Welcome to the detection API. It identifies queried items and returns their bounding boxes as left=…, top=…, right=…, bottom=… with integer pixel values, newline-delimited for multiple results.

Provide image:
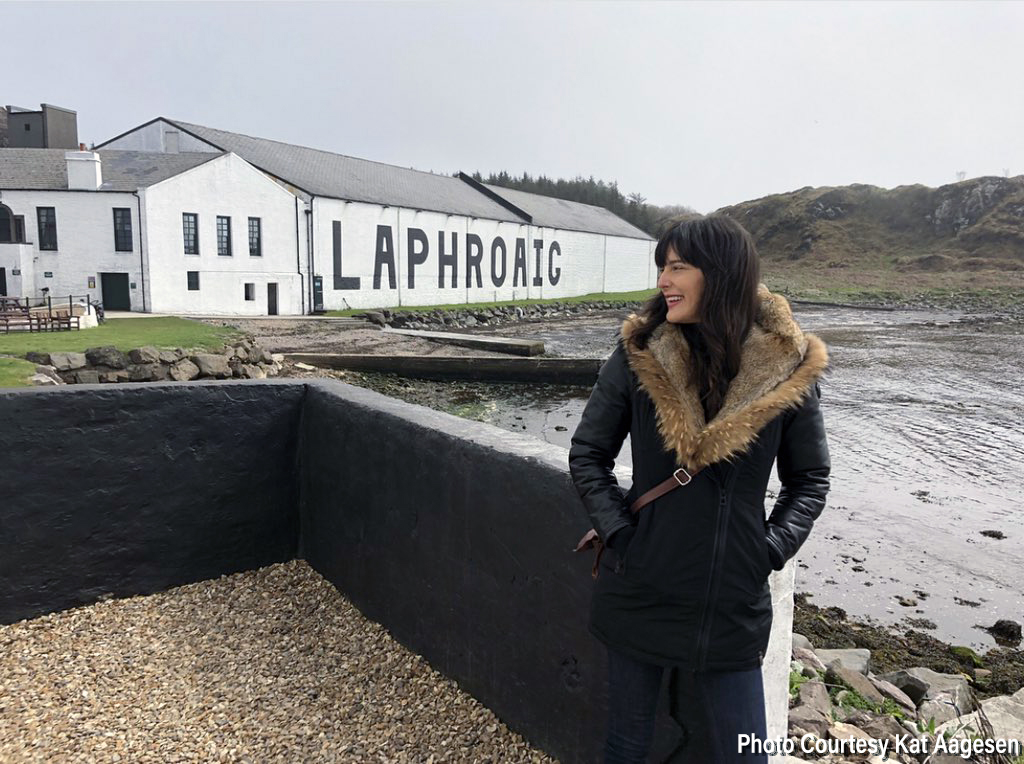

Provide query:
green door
left=100, top=273, right=131, bottom=311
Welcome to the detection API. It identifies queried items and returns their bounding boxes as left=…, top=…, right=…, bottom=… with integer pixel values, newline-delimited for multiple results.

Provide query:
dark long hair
left=630, top=215, right=761, bottom=420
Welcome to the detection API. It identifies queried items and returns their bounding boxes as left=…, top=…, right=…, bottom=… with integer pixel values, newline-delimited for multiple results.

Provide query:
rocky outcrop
left=27, top=338, right=282, bottom=386
left=360, top=300, right=639, bottom=331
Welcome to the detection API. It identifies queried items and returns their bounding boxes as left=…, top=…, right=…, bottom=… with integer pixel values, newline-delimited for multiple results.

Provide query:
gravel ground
left=0, top=561, right=557, bottom=764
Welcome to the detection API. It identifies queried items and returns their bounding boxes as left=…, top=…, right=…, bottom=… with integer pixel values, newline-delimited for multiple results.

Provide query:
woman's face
left=657, top=246, right=704, bottom=324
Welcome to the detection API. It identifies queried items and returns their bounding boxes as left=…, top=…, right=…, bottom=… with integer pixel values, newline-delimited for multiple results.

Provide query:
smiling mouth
left=665, top=295, right=682, bottom=305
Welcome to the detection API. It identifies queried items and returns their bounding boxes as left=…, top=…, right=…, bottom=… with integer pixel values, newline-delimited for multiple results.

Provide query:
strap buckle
left=673, top=467, right=692, bottom=486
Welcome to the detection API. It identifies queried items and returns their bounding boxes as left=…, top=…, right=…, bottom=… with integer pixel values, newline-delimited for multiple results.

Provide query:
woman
left=569, top=215, right=830, bottom=763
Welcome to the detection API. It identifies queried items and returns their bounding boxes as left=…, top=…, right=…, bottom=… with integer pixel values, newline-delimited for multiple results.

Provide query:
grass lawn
left=326, top=289, right=659, bottom=316
left=0, top=357, right=37, bottom=388
left=0, top=317, right=243, bottom=359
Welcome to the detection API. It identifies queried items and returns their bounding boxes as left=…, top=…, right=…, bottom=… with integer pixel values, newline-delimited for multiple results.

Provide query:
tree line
left=467, top=171, right=696, bottom=238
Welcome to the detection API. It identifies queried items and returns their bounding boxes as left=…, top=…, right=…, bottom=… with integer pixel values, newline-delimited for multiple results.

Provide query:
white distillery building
left=97, top=118, right=655, bottom=314
left=0, top=148, right=307, bottom=315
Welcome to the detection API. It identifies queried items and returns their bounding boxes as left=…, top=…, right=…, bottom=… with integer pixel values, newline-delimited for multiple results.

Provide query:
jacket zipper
left=695, top=468, right=738, bottom=670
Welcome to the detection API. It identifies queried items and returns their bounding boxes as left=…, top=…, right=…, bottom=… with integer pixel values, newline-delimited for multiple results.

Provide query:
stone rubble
left=0, top=560, right=556, bottom=764
left=25, top=338, right=283, bottom=386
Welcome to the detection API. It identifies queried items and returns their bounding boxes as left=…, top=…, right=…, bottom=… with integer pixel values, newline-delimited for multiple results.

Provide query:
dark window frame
left=187, top=271, right=200, bottom=291
left=37, top=207, right=58, bottom=251
left=244, top=282, right=256, bottom=301
left=248, top=217, right=262, bottom=257
left=113, top=208, right=133, bottom=252
left=217, top=215, right=232, bottom=257
left=183, top=213, right=199, bottom=255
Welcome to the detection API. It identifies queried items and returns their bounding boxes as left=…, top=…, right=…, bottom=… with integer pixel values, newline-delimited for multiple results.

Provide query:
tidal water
left=463, top=307, right=1024, bottom=649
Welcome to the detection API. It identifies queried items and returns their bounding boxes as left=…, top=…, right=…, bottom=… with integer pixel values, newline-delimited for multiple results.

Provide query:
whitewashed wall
left=0, top=190, right=143, bottom=307
left=0, top=243, right=34, bottom=298
left=313, top=198, right=655, bottom=310
left=141, top=153, right=306, bottom=315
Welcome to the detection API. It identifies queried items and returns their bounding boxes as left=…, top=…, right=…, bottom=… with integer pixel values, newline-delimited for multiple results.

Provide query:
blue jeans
left=604, top=647, right=768, bottom=764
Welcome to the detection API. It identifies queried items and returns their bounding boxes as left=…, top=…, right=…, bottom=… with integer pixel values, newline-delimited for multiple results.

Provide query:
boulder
left=24, top=351, right=51, bottom=365
left=827, top=720, right=874, bottom=744
left=30, top=373, right=61, bottom=386
left=128, top=363, right=167, bottom=382
left=128, top=346, right=161, bottom=365
left=190, top=353, right=231, bottom=379
left=48, top=351, right=88, bottom=371
left=99, top=370, right=130, bottom=383
left=74, top=369, right=100, bottom=385
left=826, top=663, right=885, bottom=707
left=935, top=685, right=1024, bottom=744
left=86, top=346, right=128, bottom=369
left=239, top=364, right=266, bottom=380
left=365, top=311, right=386, bottom=327
left=168, top=359, right=201, bottom=382
left=868, top=676, right=916, bottom=715
left=815, top=648, right=871, bottom=675
left=797, top=680, right=832, bottom=717
left=878, top=668, right=974, bottom=710
left=230, top=345, right=250, bottom=362
left=918, top=696, right=960, bottom=727
left=788, top=706, right=830, bottom=739
left=35, top=364, right=62, bottom=383
left=158, top=349, right=183, bottom=364
left=859, top=713, right=906, bottom=743
left=794, top=647, right=826, bottom=673
left=792, top=633, right=813, bottom=651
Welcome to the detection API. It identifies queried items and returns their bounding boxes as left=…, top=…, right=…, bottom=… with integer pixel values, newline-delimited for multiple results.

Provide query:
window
left=113, top=208, right=133, bottom=252
left=183, top=213, right=199, bottom=255
left=217, top=216, right=232, bottom=256
left=244, top=283, right=256, bottom=301
left=248, top=217, right=262, bottom=257
left=37, top=207, right=58, bottom=251
left=187, top=271, right=200, bottom=291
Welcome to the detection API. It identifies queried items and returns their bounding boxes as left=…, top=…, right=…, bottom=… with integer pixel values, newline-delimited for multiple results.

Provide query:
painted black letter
left=465, top=233, right=483, bottom=288
left=513, top=237, right=528, bottom=287
left=548, top=241, right=562, bottom=285
left=373, top=225, right=396, bottom=290
left=490, top=237, right=507, bottom=287
left=438, top=231, right=458, bottom=288
left=532, top=239, right=544, bottom=287
left=407, top=228, right=429, bottom=289
left=333, top=221, right=361, bottom=289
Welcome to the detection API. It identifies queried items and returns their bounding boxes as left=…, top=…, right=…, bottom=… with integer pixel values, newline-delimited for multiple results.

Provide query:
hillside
left=716, top=176, right=1024, bottom=295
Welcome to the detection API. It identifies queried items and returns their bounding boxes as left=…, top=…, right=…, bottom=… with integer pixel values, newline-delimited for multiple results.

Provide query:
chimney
left=66, top=151, right=103, bottom=190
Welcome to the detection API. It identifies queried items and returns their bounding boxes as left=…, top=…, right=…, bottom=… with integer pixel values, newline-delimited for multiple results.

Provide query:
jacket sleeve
left=569, top=344, right=634, bottom=543
left=765, top=382, right=830, bottom=570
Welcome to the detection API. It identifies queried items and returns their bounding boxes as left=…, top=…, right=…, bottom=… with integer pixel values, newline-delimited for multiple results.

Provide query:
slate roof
left=163, top=120, right=527, bottom=223
left=0, top=149, right=220, bottom=191
left=482, top=183, right=652, bottom=239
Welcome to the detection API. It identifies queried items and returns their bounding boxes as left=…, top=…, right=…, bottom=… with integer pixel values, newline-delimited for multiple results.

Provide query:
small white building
left=0, top=149, right=306, bottom=315
left=99, top=118, right=655, bottom=313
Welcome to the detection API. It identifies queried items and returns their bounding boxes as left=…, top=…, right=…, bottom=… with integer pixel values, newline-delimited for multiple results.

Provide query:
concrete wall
left=141, top=153, right=307, bottom=315
left=0, top=382, right=305, bottom=625
left=0, top=190, right=142, bottom=305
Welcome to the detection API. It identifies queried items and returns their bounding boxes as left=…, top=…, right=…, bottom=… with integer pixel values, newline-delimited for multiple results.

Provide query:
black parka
left=569, top=288, right=830, bottom=671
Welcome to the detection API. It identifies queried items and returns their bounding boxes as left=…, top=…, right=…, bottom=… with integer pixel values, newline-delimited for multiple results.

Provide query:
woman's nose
left=657, top=270, right=670, bottom=288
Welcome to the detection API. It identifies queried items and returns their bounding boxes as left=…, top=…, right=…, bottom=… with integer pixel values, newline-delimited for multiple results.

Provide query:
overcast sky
left=6, top=1, right=1023, bottom=212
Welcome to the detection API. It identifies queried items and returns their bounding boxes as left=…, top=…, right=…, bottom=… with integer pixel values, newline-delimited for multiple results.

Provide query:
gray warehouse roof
left=482, top=183, right=652, bottom=239
left=164, top=120, right=527, bottom=223
left=0, top=149, right=220, bottom=191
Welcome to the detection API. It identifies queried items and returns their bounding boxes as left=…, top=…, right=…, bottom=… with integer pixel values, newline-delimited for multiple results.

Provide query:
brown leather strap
left=574, top=465, right=704, bottom=580
left=628, top=466, right=702, bottom=513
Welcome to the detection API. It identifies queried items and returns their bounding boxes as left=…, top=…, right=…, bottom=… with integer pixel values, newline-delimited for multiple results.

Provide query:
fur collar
left=622, top=285, right=828, bottom=470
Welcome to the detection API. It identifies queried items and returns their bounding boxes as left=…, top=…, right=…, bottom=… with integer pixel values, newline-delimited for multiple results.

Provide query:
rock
left=158, top=349, right=183, bottom=364
left=190, top=353, right=231, bottom=379
left=128, top=346, right=160, bottom=365
left=365, top=311, right=387, bottom=327
left=73, top=369, right=100, bottom=385
left=918, top=696, right=960, bottom=727
left=294, top=362, right=317, bottom=371
left=788, top=706, right=830, bottom=739
left=24, top=351, right=51, bottom=365
left=868, top=676, right=916, bottom=715
left=128, top=363, right=166, bottom=382
left=35, top=364, right=62, bottom=382
left=987, top=619, right=1022, bottom=646
left=271, top=353, right=284, bottom=363
left=973, top=668, right=992, bottom=682
left=797, top=680, right=832, bottom=717
left=168, top=359, right=201, bottom=382
left=240, top=364, right=266, bottom=380
left=936, top=685, right=1024, bottom=744
left=792, top=633, right=813, bottom=651
left=48, top=351, right=88, bottom=371
left=878, top=668, right=974, bottom=711
left=260, top=349, right=273, bottom=363
left=99, top=370, right=129, bottom=383
left=231, top=345, right=250, bottom=362
left=826, top=663, right=885, bottom=707
left=794, top=647, right=826, bottom=673
left=827, top=720, right=873, bottom=744
left=463, top=316, right=477, bottom=327
left=86, top=346, right=129, bottom=369
left=30, top=373, right=61, bottom=386
left=859, top=713, right=906, bottom=743
left=815, top=648, right=871, bottom=675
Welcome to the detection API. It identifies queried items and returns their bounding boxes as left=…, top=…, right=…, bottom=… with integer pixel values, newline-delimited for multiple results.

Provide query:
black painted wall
left=0, top=382, right=304, bottom=624
left=0, top=378, right=682, bottom=763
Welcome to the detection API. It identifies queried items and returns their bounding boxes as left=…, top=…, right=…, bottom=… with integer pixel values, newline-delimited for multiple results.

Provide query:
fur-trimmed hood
left=622, top=285, right=828, bottom=471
